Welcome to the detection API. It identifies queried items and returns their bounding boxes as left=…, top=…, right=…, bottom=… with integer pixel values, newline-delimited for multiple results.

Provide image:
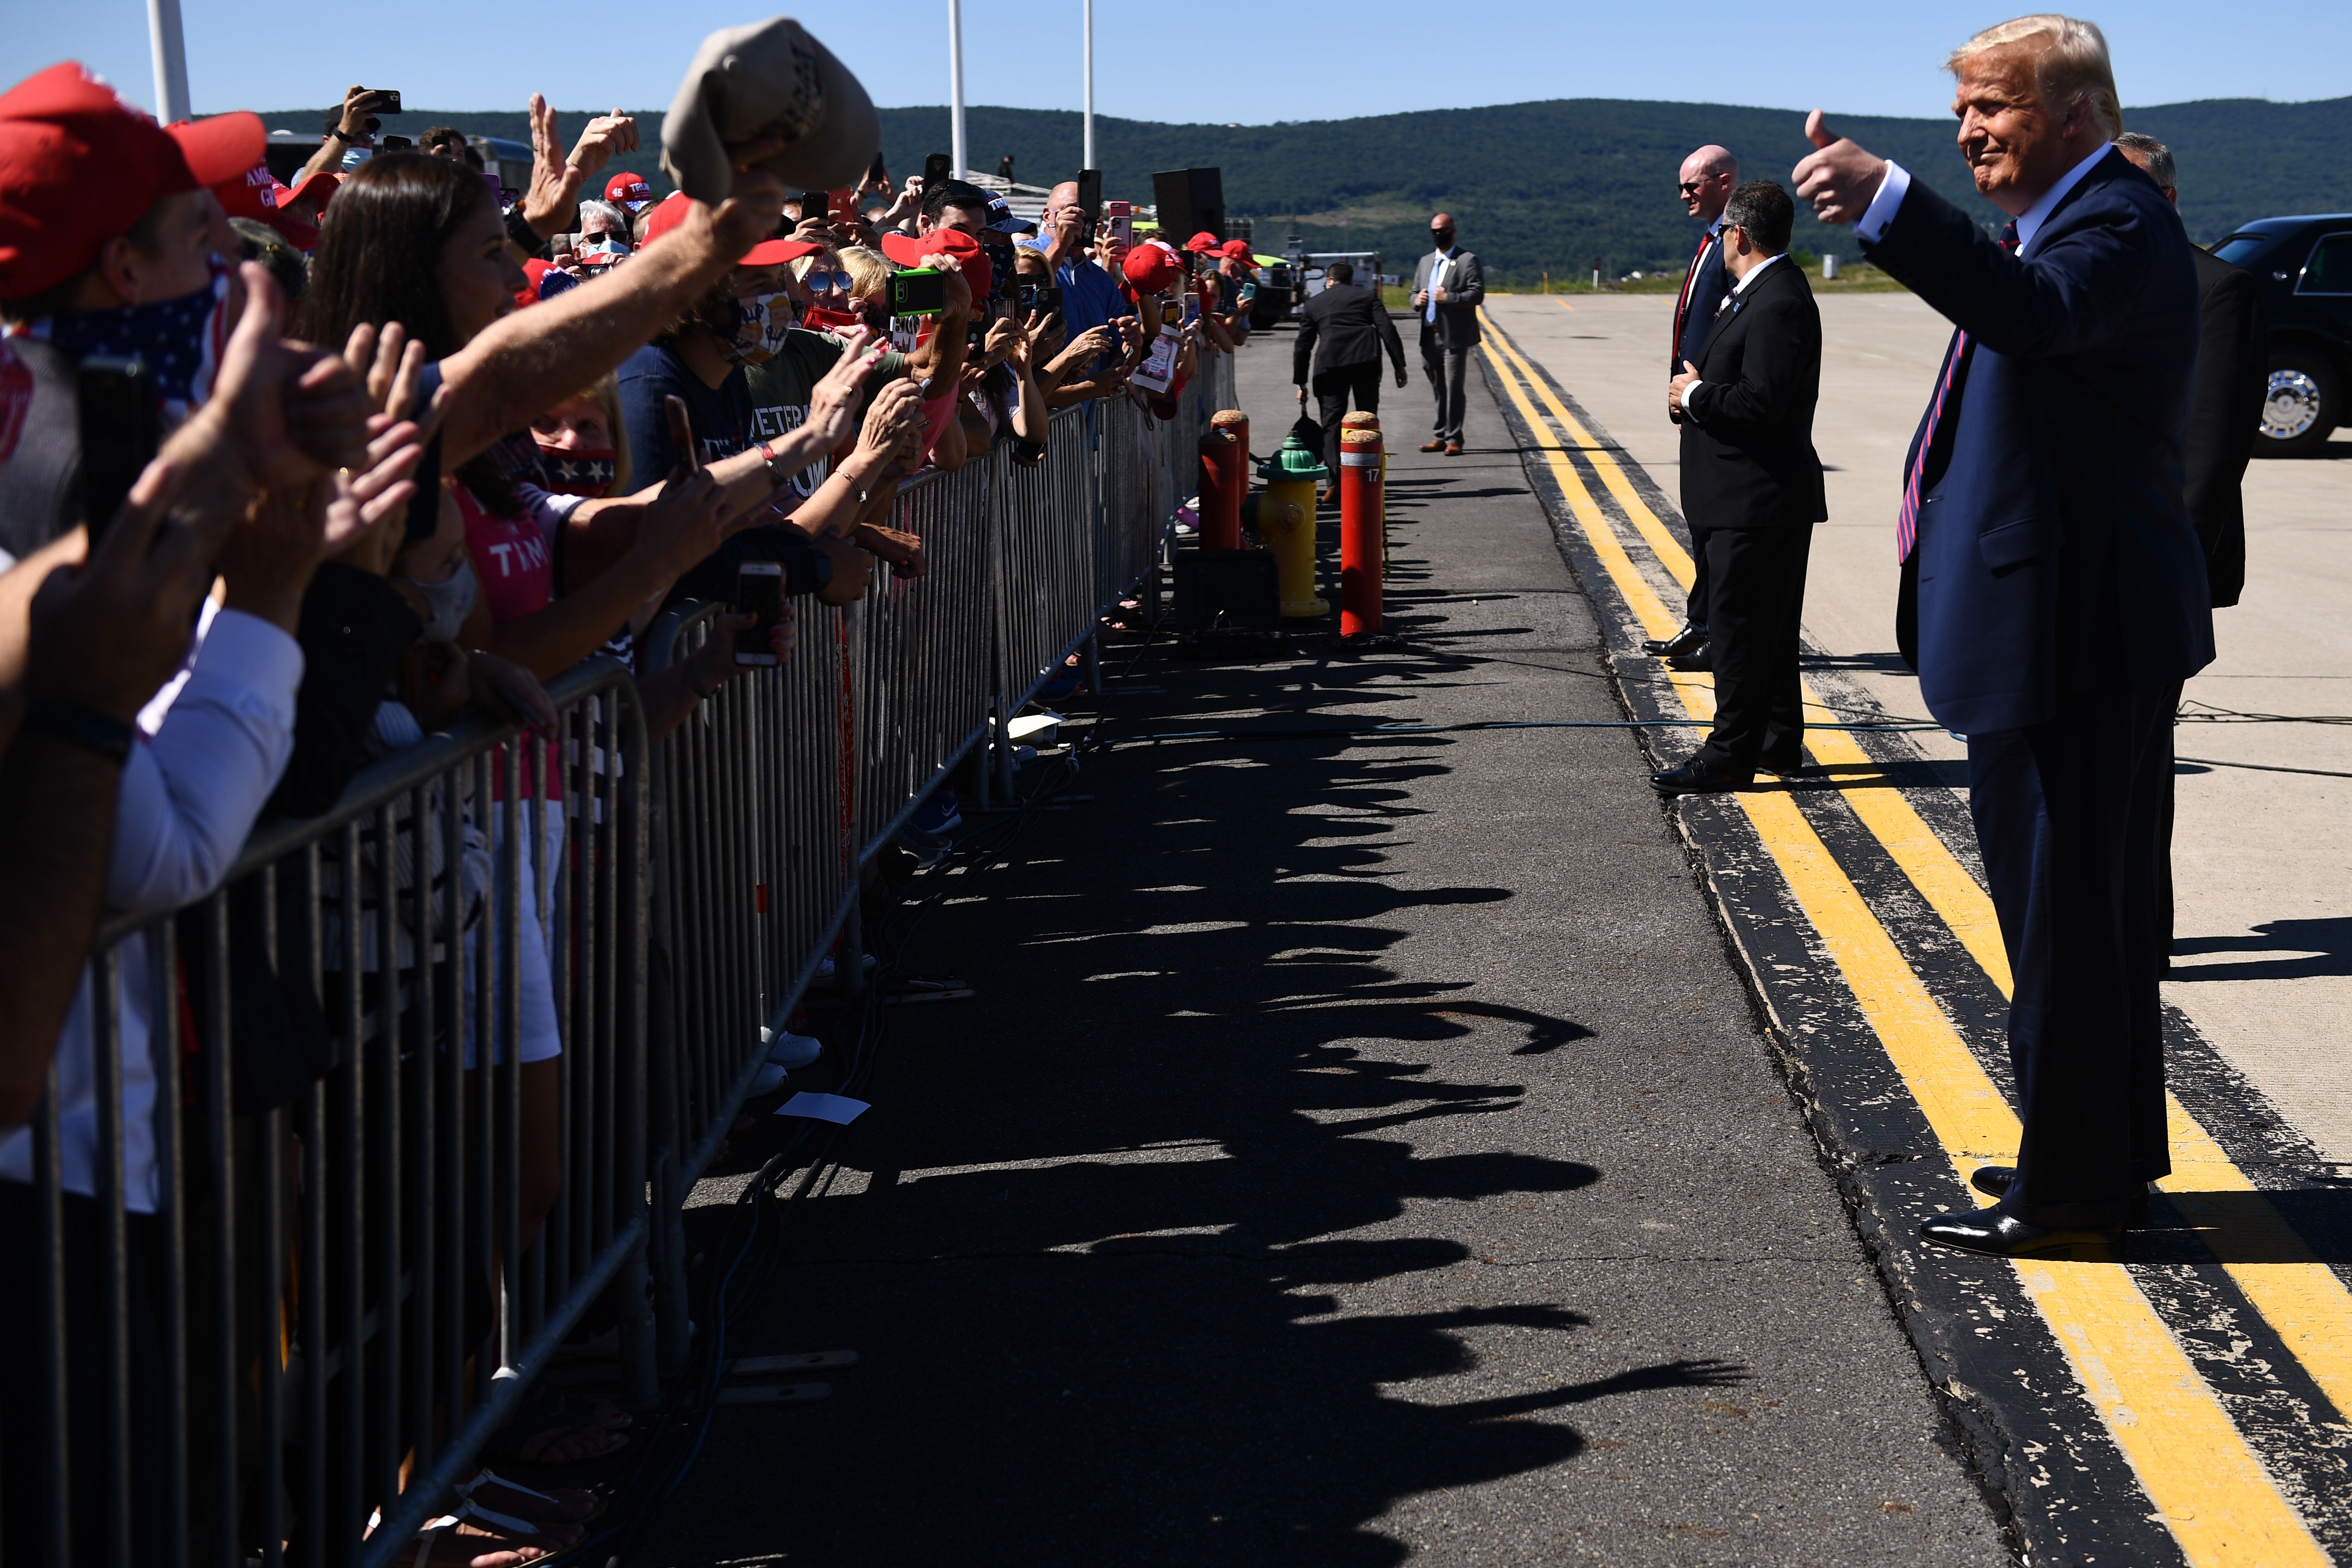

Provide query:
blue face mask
left=37, top=263, right=229, bottom=418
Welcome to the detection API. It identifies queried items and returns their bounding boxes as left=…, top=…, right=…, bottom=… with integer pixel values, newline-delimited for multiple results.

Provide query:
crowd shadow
left=2169, top=917, right=2352, bottom=982
left=656, top=640, right=1727, bottom=1567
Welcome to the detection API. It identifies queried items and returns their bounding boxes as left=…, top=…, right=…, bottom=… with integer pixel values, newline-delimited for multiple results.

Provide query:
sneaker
left=905, top=790, right=963, bottom=838
left=747, top=1061, right=789, bottom=1096
left=765, top=1030, right=823, bottom=1070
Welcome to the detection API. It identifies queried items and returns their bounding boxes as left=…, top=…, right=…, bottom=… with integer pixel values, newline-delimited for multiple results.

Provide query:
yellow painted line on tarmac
left=1486, top=307, right=2352, bottom=1440
left=1480, top=328, right=2335, bottom=1568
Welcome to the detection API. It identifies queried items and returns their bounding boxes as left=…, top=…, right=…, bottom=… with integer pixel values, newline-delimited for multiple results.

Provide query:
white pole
left=147, top=0, right=191, bottom=123
left=1083, top=0, right=1095, bottom=169
left=948, top=0, right=967, bottom=179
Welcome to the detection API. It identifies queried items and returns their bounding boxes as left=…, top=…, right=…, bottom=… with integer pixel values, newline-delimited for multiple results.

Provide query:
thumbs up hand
left=1793, top=109, right=1888, bottom=227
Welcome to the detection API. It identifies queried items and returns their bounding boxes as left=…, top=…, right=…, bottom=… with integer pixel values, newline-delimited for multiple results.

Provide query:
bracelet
left=758, top=441, right=794, bottom=488
left=24, top=702, right=134, bottom=764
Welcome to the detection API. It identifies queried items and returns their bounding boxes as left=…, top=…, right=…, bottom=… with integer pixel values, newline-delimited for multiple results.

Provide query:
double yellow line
left=1479, top=308, right=2346, bottom=1566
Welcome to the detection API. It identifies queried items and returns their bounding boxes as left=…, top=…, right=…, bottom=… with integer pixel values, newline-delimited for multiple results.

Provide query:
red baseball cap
left=283, top=168, right=339, bottom=210
left=0, top=62, right=263, bottom=300
left=639, top=190, right=821, bottom=267
left=1218, top=238, right=1255, bottom=262
left=1184, top=230, right=1220, bottom=254
left=881, top=227, right=989, bottom=302
left=1124, top=238, right=1181, bottom=295
left=605, top=170, right=655, bottom=212
left=212, top=161, right=318, bottom=249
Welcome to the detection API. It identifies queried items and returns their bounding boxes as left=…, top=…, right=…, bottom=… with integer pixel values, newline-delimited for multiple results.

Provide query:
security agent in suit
left=1293, top=260, right=1408, bottom=497
left=1410, top=213, right=1484, bottom=453
left=1652, top=181, right=1825, bottom=795
left=1797, top=14, right=2213, bottom=1259
left=1646, top=145, right=1742, bottom=665
left=2114, top=132, right=2269, bottom=960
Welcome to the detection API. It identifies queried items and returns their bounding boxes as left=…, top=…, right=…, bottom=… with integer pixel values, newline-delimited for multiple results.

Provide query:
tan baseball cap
left=661, top=18, right=879, bottom=206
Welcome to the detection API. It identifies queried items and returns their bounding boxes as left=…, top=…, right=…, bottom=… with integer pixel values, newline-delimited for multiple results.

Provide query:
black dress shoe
left=1651, top=757, right=1751, bottom=796
left=1664, top=642, right=1712, bottom=672
left=1643, top=622, right=1708, bottom=659
left=1919, top=1204, right=2121, bottom=1258
left=1969, top=1166, right=2149, bottom=1229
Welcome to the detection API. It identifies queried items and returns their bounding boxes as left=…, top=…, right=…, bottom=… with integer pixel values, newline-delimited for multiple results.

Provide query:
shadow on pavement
left=650, top=644, right=1737, bottom=1566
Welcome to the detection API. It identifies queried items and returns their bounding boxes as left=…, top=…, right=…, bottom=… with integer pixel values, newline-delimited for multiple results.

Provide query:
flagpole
left=148, top=0, right=191, bottom=122
left=1082, top=0, right=1095, bottom=168
left=948, top=0, right=967, bottom=178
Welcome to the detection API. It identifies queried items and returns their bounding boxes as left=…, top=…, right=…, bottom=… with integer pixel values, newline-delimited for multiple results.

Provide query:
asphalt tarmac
left=1487, top=289, right=2352, bottom=1167
left=632, top=328, right=2010, bottom=1563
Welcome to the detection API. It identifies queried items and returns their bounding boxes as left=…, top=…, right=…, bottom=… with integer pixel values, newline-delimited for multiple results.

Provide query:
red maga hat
left=1183, top=230, right=1220, bottom=253
left=880, top=227, right=989, bottom=302
left=1123, top=238, right=1181, bottom=295
left=639, top=190, right=822, bottom=268
left=0, top=62, right=263, bottom=300
left=212, top=161, right=318, bottom=249
left=605, top=170, right=655, bottom=212
left=1218, top=238, right=1254, bottom=261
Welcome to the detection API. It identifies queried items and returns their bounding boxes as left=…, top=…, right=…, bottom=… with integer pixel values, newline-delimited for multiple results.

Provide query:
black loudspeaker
left=1153, top=167, right=1224, bottom=243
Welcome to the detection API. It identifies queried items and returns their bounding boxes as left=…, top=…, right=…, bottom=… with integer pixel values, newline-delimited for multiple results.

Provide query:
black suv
left=2212, top=215, right=2352, bottom=457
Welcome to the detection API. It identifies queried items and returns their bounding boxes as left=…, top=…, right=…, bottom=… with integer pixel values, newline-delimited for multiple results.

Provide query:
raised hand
left=1792, top=110, right=1889, bottom=227
left=567, top=110, right=638, bottom=179
left=805, top=341, right=888, bottom=451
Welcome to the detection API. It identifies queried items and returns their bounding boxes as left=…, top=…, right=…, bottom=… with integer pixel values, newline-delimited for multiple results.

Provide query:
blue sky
left=7, top=0, right=2345, bottom=125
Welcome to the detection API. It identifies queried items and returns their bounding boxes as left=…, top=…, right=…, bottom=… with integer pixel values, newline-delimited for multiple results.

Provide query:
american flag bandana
left=533, top=443, right=617, bottom=497
left=26, top=262, right=231, bottom=422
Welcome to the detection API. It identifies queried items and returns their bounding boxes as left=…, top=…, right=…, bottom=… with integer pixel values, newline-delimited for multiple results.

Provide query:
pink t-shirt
left=456, top=483, right=564, bottom=799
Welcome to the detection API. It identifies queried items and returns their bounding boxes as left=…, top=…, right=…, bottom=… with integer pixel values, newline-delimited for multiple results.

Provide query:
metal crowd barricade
left=7, top=658, right=652, bottom=1568
left=637, top=598, right=854, bottom=1371
left=8, top=347, right=1248, bottom=1568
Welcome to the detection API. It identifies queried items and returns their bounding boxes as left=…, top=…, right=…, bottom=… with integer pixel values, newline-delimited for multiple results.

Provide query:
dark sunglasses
left=1678, top=180, right=1708, bottom=195
left=800, top=269, right=852, bottom=292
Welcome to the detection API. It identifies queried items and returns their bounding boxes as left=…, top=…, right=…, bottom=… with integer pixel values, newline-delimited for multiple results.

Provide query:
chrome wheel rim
left=2262, top=369, right=2323, bottom=441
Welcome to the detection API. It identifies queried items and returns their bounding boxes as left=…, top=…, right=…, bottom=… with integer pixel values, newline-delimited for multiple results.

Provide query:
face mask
left=533, top=439, right=618, bottom=498
left=399, top=557, right=479, bottom=642
left=718, top=291, right=797, bottom=365
left=576, top=235, right=630, bottom=266
left=801, top=304, right=866, bottom=335
left=36, top=262, right=230, bottom=420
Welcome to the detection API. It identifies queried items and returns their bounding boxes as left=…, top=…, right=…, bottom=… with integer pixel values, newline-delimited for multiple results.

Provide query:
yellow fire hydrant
left=1257, top=432, right=1329, bottom=619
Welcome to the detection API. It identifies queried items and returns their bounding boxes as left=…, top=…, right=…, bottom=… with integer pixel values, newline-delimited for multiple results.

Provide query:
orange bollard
left=1199, top=410, right=1249, bottom=550
left=1340, top=411, right=1385, bottom=570
left=1339, top=423, right=1385, bottom=637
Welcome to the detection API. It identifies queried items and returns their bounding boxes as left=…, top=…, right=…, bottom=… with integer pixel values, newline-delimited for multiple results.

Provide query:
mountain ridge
left=256, top=95, right=2352, bottom=283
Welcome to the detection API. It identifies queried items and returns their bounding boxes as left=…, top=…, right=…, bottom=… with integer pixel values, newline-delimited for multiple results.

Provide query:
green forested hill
left=257, top=95, right=2352, bottom=283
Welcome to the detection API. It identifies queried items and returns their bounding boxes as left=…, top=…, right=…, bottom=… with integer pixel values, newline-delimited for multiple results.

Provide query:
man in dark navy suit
left=1795, top=14, right=2213, bottom=1258
left=1652, top=180, right=1825, bottom=794
left=1646, top=145, right=1740, bottom=667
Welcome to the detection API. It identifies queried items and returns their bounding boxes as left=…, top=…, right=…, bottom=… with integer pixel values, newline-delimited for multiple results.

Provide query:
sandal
left=459, top=1468, right=602, bottom=1526
left=480, top=1381, right=630, bottom=1467
left=385, top=1493, right=584, bottom=1568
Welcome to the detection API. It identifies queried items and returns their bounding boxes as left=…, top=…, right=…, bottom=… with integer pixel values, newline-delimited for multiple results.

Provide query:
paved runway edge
left=1472, top=307, right=2352, bottom=1568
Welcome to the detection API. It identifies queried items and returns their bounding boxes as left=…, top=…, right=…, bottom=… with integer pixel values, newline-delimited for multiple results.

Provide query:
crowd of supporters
left=0, top=34, right=1258, bottom=1565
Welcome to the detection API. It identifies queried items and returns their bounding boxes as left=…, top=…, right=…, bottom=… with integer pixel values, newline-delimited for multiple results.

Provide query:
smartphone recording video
left=1016, top=281, right=1062, bottom=319
left=887, top=268, right=947, bottom=317
left=734, top=561, right=785, bottom=666
left=922, top=152, right=953, bottom=186
left=664, top=393, right=701, bottom=474
left=76, top=356, right=162, bottom=544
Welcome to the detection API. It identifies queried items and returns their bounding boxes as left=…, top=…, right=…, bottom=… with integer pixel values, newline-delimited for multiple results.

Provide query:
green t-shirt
left=744, top=329, right=909, bottom=504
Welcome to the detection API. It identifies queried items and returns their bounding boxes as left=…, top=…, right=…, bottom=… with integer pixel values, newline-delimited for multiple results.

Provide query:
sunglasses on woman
left=800, top=269, right=852, bottom=293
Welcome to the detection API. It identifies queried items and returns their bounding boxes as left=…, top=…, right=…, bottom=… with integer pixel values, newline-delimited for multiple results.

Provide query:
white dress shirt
left=1856, top=143, right=2114, bottom=259
left=1424, top=247, right=1457, bottom=323
left=0, top=608, right=303, bottom=1211
left=1682, top=251, right=1790, bottom=412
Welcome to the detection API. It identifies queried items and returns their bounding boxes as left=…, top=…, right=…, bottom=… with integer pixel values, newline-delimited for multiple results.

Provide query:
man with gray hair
left=1793, top=15, right=2211, bottom=1259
